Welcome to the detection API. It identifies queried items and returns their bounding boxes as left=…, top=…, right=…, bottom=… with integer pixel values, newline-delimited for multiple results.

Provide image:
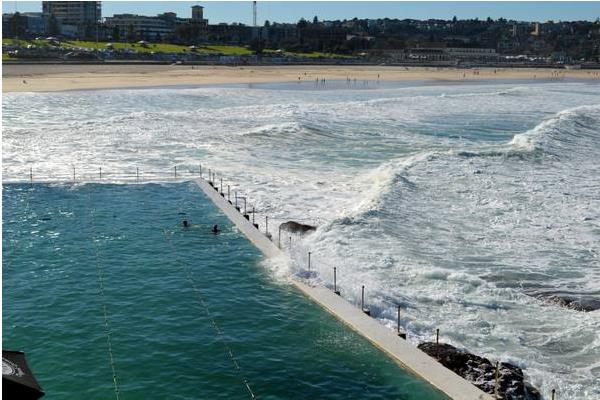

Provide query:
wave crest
left=342, top=103, right=600, bottom=223
left=509, top=104, right=600, bottom=157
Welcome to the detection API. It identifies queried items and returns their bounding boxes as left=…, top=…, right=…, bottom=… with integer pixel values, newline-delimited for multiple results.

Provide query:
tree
left=47, top=14, right=60, bottom=36
left=453, top=16, right=457, bottom=23
left=82, top=22, right=97, bottom=40
left=126, top=24, right=136, bottom=42
left=313, top=15, right=319, bottom=24
left=297, top=18, right=308, bottom=29
left=264, top=20, right=270, bottom=27
left=9, top=12, right=27, bottom=38
left=112, top=26, right=120, bottom=41
left=249, top=38, right=265, bottom=54
left=171, top=23, right=204, bottom=45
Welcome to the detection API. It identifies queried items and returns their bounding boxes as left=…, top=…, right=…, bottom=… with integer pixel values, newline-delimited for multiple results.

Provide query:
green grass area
left=201, top=45, right=253, bottom=55
left=3, top=38, right=352, bottom=58
left=64, top=40, right=190, bottom=53
left=3, top=38, right=56, bottom=48
left=3, top=38, right=24, bottom=46
left=3, top=38, right=254, bottom=55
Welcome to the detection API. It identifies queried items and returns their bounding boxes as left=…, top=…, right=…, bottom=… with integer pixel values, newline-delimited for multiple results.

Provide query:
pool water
left=3, top=182, right=446, bottom=400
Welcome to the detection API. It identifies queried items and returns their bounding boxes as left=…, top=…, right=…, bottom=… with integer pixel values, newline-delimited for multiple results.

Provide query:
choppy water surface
left=2, top=182, right=445, bottom=400
left=3, top=80, right=600, bottom=399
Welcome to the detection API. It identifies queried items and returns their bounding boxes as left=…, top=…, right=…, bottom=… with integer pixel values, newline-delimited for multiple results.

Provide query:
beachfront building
left=445, top=47, right=499, bottom=61
left=105, top=13, right=176, bottom=42
left=2, top=12, right=47, bottom=38
left=42, top=1, right=101, bottom=25
left=105, top=6, right=208, bottom=42
left=42, top=1, right=101, bottom=38
left=405, top=47, right=499, bottom=62
left=191, top=5, right=204, bottom=22
left=207, top=23, right=251, bottom=44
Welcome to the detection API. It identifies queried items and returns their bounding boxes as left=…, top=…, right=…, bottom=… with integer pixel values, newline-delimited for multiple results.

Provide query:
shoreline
left=3, top=64, right=600, bottom=92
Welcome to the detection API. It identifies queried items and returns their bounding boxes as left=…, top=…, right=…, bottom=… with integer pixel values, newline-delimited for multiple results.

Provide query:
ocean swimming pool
left=2, top=182, right=447, bottom=400
left=4, top=79, right=599, bottom=398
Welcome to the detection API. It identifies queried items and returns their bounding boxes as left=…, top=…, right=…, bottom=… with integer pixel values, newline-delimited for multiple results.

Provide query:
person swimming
left=182, top=220, right=189, bottom=228
left=212, top=224, right=220, bottom=234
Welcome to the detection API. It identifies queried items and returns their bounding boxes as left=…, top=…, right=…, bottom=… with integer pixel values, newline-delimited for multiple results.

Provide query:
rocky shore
left=418, top=342, right=542, bottom=400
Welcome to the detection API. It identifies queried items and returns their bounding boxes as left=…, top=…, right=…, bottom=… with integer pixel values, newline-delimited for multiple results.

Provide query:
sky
left=3, top=1, right=600, bottom=25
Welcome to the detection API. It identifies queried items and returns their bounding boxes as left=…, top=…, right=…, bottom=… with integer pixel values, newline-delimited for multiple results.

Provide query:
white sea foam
left=3, top=81, right=600, bottom=399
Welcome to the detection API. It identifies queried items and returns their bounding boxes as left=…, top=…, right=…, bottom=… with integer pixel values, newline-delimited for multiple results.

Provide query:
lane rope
left=86, top=190, right=122, bottom=400
left=162, top=227, right=257, bottom=399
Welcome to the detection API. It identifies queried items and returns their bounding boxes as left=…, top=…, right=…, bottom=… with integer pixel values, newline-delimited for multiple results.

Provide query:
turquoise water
left=3, top=182, right=446, bottom=400
left=4, top=81, right=599, bottom=398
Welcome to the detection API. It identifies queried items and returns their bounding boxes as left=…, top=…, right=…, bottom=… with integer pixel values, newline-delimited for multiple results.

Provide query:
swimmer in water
left=182, top=220, right=189, bottom=228
left=212, top=224, right=220, bottom=234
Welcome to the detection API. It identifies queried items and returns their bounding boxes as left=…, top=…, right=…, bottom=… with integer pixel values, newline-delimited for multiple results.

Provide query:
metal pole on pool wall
left=227, top=185, right=230, bottom=201
left=29, top=167, right=33, bottom=183
left=99, top=167, right=102, bottom=180
left=73, top=166, right=76, bottom=182
left=308, top=251, right=311, bottom=271
left=334, top=267, right=340, bottom=295
left=199, top=164, right=202, bottom=178
left=361, top=285, right=367, bottom=314
left=436, top=328, right=440, bottom=360
left=174, top=166, right=177, bottom=178
left=494, top=361, right=499, bottom=399
left=265, top=216, right=269, bottom=235
left=396, top=305, right=406, bottom=339
left=136, top=167, right=139, bottom=183
left=361, top=286, right=370, bottom=315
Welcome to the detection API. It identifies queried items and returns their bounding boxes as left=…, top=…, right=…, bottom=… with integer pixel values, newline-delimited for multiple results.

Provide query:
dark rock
left=491, top=283, right=600, bottom=312
left=278, top=221, right=316, bottom=235
left=417, top=342, right=541, bottom=400
left=532, top=293, right=600, bottom=312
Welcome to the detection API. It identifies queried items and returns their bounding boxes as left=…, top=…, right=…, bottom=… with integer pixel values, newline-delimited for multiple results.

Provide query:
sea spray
left=3, top=81, right=600, bottom=399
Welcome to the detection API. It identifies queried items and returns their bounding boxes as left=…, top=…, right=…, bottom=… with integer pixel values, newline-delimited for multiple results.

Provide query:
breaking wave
left=3, top=81, right=600, bottom=399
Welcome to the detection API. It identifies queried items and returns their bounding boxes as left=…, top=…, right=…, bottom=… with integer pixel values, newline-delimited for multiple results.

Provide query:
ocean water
left=2, top=182, right=446, bottom=400
left=3, top=80, right=600, bottom=399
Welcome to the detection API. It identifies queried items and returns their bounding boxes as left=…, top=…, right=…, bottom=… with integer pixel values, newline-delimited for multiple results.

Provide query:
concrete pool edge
left=195, top=177, right=492, bottom=400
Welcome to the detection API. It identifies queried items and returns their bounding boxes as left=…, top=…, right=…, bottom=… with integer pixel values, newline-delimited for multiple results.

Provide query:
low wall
left=195, top=177, right=492, bottom=400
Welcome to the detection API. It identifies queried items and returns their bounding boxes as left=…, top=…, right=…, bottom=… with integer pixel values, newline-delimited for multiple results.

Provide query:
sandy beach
left=3, top=63, right=599, bottom=92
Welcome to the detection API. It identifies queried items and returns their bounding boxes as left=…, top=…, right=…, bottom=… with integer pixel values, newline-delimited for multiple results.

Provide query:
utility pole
left=253, top=1, right=257, bottom=27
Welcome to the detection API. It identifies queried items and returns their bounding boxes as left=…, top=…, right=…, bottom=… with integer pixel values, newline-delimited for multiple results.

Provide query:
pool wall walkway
left=195, top=177, right=492, bottom=400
